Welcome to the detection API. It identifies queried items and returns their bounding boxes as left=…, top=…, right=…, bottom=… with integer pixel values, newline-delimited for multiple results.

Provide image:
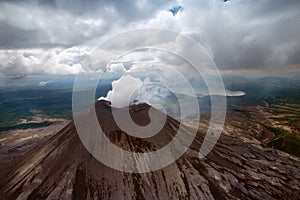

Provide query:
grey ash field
left=0, top=75, right=300, bottom=199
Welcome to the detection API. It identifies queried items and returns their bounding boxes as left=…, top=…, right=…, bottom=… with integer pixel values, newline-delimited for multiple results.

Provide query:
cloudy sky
left=0, top=0, right=300, bottom=77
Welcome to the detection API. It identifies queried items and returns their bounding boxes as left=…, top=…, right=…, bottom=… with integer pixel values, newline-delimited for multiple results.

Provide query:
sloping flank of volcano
left=0, top=100, right=299, bottom=199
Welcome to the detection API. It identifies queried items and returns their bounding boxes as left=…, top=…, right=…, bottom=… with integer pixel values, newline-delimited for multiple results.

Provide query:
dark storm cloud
left=0, top=21, right=37, bottom=49
left=0, top=0, right=299, bottom=75
left=54, top=0, right=170, bottom=21
left=198, top=0, right=300, bottom=71
left=0, top=0, right=173, bottom=49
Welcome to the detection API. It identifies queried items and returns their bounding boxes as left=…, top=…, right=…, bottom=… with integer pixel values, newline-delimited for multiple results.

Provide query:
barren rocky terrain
left=0, top=101, right=300, bottom=199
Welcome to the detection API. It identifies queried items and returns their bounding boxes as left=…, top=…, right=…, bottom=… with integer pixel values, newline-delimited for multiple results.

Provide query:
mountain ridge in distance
left=0, top=100, right=299, bottom=199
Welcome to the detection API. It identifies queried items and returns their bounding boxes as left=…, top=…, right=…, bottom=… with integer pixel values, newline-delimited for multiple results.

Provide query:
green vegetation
left=294, top=124, right=300, bottom=131
left=233, top=108, right=254, bottom=120
left=264, top=125, right=300, bottom=157
left=0, top=89, right=73, bottom=130
left=0, top=83, right=112, bottom=131
left=0, top=122, right=54, bottom=132
left=264, top=124, right=286, bottom=137
left=225, top=76, right=300, bottom=106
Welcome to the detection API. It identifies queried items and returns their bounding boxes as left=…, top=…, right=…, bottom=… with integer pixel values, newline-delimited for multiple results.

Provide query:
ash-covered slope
left=0, top=100, right=300, bottom=200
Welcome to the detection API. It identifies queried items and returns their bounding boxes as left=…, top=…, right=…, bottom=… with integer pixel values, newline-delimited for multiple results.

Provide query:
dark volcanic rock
left=0, top=100, right=299, bottom=199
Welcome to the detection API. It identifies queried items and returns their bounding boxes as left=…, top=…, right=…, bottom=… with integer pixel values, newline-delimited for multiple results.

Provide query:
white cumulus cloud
left=99, top=74, right=143, bottom=108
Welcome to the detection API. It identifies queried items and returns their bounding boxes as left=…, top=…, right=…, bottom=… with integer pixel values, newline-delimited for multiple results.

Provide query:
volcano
left=0, top=100, right=300, bottom=199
